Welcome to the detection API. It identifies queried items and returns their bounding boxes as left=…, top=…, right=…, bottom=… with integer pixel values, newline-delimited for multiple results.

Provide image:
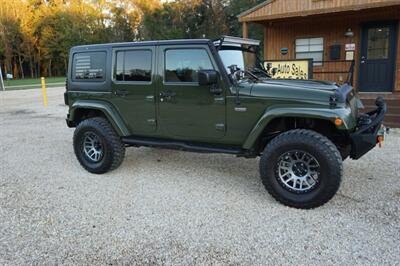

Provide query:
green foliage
left=0, top=0, right=266, bottom=78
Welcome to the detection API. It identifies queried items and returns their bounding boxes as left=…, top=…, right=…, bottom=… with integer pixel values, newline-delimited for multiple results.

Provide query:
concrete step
left=362, top=98, right=399, bottom=105
left=363, top=114, right=399, bottom=127
left=358, top=93, right=400, bottom=100
left=359, top=110, right=400, bottom=128
left=384, top=121, right=400, bottom=128
left=363, top=105, right=400, bottom=112
left=359, top=94, right=400, bottom=128
left=361, top=99, right=399, bottom=106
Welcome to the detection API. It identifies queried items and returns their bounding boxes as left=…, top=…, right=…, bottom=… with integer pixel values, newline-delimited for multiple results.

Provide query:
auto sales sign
left=264, top=59, right=313, bottom=80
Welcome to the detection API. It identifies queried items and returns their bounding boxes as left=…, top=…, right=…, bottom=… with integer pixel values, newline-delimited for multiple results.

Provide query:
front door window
left=165, top=49, right=214, bottom=83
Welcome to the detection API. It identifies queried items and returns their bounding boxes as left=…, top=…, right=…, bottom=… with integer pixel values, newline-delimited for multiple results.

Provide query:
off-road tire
left=260, top=129, right=343, bottom=209
left=73, top=117, right=125, bottom=174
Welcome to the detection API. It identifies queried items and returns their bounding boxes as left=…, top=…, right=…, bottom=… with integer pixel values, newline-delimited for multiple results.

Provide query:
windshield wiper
left=228, top=65, right=260, bottom=83
left=249, top=66, right=271, bottom=78
left=244, top=70, right=261, bottom=81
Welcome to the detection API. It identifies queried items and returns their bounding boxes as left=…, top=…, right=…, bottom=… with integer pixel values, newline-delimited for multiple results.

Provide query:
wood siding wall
left=240, top=0, right=400, bottom=22
left=262, top=7, right=400, bottom=92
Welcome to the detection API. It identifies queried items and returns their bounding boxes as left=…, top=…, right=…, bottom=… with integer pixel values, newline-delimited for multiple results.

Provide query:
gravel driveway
left=0, top=88, right=399, bottom=265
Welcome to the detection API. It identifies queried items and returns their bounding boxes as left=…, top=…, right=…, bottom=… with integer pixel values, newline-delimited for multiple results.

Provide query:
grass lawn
left=3, top=77, right=66, bottom=90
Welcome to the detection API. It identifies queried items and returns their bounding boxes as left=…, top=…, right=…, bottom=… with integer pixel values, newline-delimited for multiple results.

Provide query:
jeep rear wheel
left=260, top=129, right=343, bottom=209
left=73, top=117, right=125, bottom=174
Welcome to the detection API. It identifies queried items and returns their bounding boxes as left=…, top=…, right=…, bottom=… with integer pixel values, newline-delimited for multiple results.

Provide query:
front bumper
left=350, top=97, right=387, bottom=160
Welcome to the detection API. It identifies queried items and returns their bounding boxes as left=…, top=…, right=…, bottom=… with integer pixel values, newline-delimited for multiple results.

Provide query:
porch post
left=243, top=22, right=249, bottom=39
left=264, top=25, right=268, bottom=60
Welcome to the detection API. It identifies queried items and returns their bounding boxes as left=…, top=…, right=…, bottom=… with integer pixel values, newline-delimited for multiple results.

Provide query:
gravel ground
left=0, top=88, right=399, bottom=265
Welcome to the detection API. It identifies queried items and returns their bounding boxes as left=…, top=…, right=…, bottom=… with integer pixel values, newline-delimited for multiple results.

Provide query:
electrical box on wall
left=330, top=44, right=341, bottom=60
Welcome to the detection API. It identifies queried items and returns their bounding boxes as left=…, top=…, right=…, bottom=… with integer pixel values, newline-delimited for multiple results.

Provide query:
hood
left=248, top=79, right=341, bottom=104
left=255, top=79, right=339, bottom=91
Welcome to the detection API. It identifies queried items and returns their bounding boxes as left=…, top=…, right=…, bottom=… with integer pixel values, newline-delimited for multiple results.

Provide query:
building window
left=295, top=37, right=324, bottom=66
left=165, top=49, right=214, bottom=83
left=72, top=51, right=106, bottom=81
left=115, top=50, right=152, bottom=82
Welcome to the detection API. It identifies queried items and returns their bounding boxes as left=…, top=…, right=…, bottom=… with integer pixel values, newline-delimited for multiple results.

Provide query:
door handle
left=361, top=56, right=366, bottom=64
left=160, top=91, right=176, bottom=97
left=115, top=89, right=128, bottom=97
left=159, top=91, right=176, bottom=102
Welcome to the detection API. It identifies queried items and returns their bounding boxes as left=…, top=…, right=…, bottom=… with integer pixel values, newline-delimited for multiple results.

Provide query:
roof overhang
left=237, top=0, right=274, bottom=20
left=238, top=0, right=400, bottom=23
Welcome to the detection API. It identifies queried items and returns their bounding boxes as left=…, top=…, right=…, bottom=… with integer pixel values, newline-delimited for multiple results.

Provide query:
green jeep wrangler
left=65, top=36, right=387, bottom=209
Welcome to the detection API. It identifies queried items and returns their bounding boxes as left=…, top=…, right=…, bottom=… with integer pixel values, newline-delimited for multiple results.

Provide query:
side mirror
left=198, top=70, right=219, bottom=86
left=228, top=64, right=239, bottom=75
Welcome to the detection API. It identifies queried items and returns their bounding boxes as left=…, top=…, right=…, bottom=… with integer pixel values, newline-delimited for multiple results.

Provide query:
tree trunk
left=48, top=59, right=52, bottom=77
left=8, top=61, right=12, bottom=76
left=29, top=58, right=34, bottom=78
left=64, top=58, right=67, bottom=76
left=37, top=49, right=41, bottom=77
left=27, top=49, right=34, bottom=78
left=13, top=60, right=18, bottom=79
left=18, top=54, right=24, bottom=79
left=4, top=61, right=8, bottom=75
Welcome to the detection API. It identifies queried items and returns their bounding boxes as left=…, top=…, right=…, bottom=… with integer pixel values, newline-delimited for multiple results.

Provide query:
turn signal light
left=334, top=118, right=343, bottom=126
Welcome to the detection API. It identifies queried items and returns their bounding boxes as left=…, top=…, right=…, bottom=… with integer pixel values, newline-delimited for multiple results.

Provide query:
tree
left=0, top=0, right=266, bottom=78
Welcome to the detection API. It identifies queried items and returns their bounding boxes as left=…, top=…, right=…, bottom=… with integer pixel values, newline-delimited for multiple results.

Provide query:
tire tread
left=73, top=117, right=125, bottom=174
left=260, top=129, right=343, bottom=209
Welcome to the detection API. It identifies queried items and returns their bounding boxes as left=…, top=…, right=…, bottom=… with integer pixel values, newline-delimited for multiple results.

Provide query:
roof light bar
left=214, top=35, right=261, bottom=47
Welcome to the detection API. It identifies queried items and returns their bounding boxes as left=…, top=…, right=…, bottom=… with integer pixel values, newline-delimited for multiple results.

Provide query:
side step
left=122, top=136, right=246, bottom=155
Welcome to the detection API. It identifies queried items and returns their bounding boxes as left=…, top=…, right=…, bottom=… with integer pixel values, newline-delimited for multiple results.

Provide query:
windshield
left=218, top=47, right=269, bottom=80
left=219, top=49, right=257, bottom=73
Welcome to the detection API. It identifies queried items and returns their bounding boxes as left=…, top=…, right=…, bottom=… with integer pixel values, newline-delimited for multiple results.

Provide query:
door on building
left=359, top=22, right=397, bottom=92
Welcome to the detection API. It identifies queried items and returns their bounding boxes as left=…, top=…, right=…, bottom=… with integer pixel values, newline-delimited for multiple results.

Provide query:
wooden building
left=239, top=0, right=400, bottom=127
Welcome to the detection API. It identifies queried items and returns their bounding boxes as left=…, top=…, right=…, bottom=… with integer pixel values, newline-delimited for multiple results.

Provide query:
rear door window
left=115, top=50, right=152, bottom=82
left=72, top=51, right=106, bottom=81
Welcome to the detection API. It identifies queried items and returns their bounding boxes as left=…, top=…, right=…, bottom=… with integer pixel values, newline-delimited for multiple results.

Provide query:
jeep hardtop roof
left=70, top=36, right=260, bottom=51
left=71, top=39, right=212, bottom=51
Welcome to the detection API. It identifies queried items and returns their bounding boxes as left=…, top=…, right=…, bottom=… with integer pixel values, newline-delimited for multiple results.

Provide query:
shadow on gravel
left=0, top=109, right=62, bottom=120
left=0, top=109, right=36, bottom=116
left=127, top=148, right=258, bottom=175
left=123, top=147, right=263, bottom=194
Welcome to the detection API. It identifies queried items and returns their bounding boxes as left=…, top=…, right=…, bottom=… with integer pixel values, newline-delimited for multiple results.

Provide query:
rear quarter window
left=72, top=51, right=107, bottom=82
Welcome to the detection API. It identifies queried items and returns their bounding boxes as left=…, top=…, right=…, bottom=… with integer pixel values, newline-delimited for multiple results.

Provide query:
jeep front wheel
left=260, top=129, right=343, bottom=209
left=73, top=117, right=125, bottom=174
